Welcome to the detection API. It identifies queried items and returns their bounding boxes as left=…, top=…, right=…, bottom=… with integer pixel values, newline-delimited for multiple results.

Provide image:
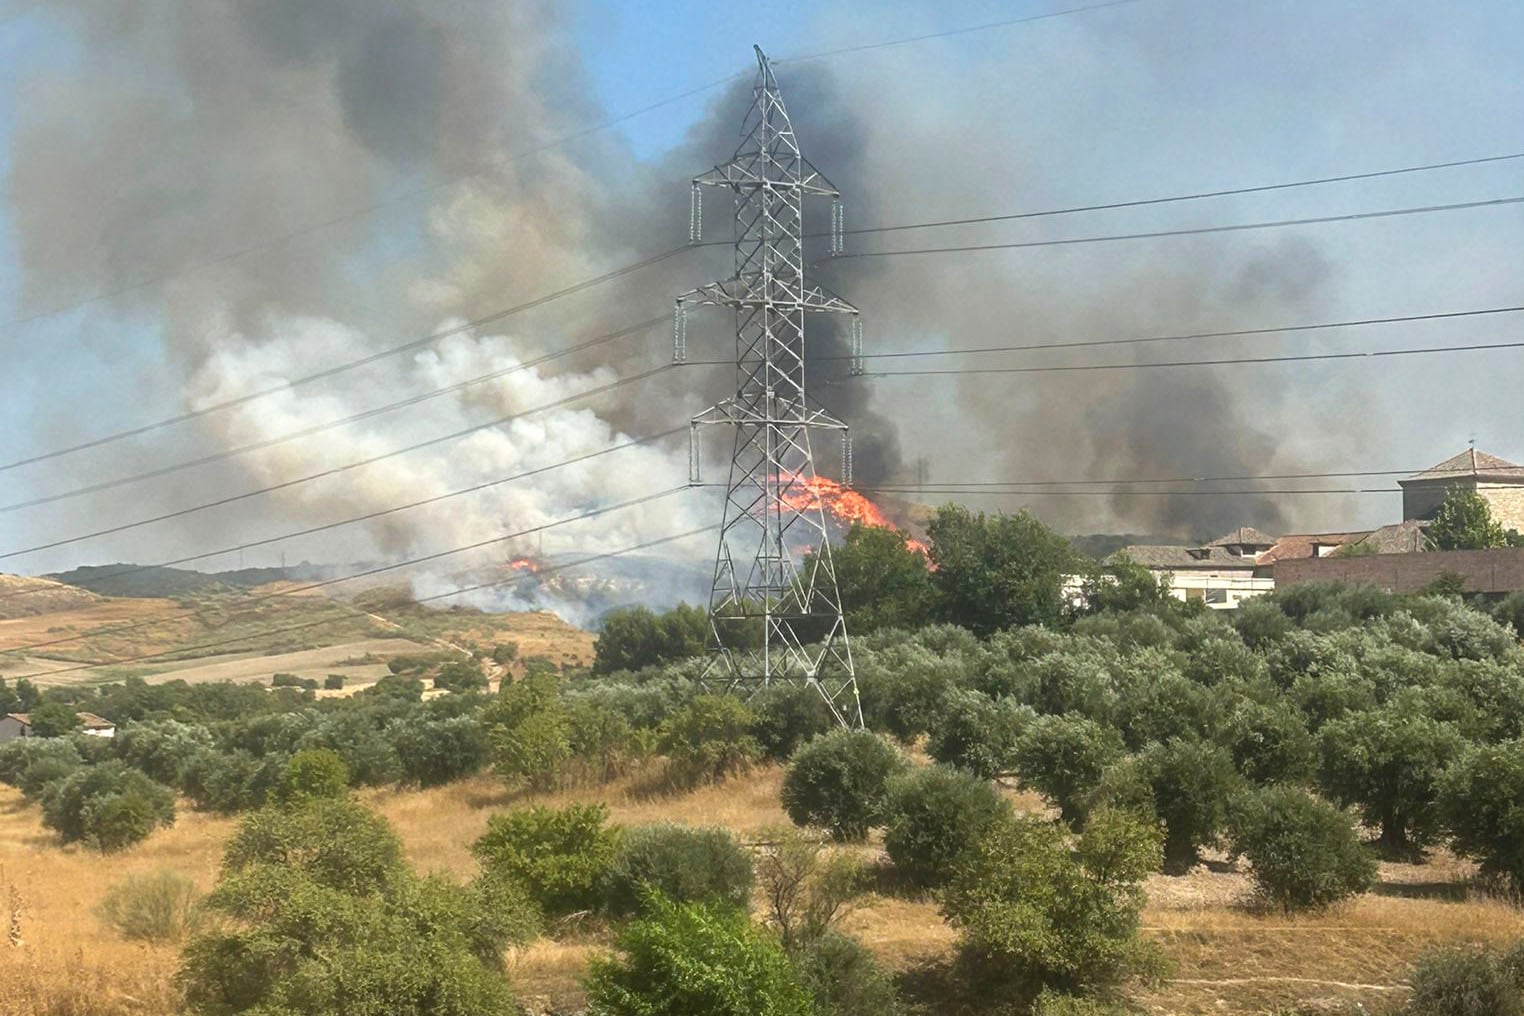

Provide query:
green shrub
left=1402, top=941, right=1524, bottom=1016
left=112, top=719, right=213, bottom=785
left=274, top=748, right=349, bottom=804
left=97, top=869, right=204, bottom=943
left=0, top=737, right=84, bottom=796
left=752, top=682, right=837, bottom=763
left=392, top=714, right=489, bottom=787
left=323, top=674, right=345, bottom=690
left=781, top=729, right=904, bottom=841
left=658, top=695, right=760, bottom=787
left=270, top=672, right=317, bottom=690
left=223, top=796, right=406, bottom=896
left=1440, top=740, right=1524, bottom=892
left=882, top=764, right=1010, bottom=889
left=565, top=697, right=641, bottom=784
left=182, top=797, right=528, bottom=1016
left=39, top=761, right=175, bottom=850
left=925, top=689, right=1030, bottom=780
left=791, top=930, right=903, bottom=1016
left=585, top=896, right=814, bottom=1016
left=180, top=747, right=287, bottom=813
left=1227, top=785, right=1376, bottom=912
left=1013, top=714, right=1125, bottom=828
left=607, top=823, right=754, bottom=916
left=485, top=672, right=571, bottom=790
left=941, top=811, right=1163, bottom=1000
left=434, top=658, right=488, bottom=693
left=473, top=803, right=622, bottom=917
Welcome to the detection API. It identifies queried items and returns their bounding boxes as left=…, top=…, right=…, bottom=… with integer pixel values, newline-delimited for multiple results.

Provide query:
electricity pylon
left=675, top=46, right=862, bottom=728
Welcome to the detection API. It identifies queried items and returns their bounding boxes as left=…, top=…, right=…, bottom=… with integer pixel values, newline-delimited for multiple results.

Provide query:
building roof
left=3, top=711, right=114, bottom=730
left=1402, top=448, right=1524, bottom=484
left=1207, top=526, right=1278, bottom=548
left=1258, top=531, right=1372, bottom=565
left=1354, top=519, right=1428, bottom=555
left=1112, top=545, right=1261, bottom=570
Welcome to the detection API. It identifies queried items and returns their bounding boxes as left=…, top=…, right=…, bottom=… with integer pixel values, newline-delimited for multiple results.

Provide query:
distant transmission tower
left=675, top=46, right=862, bottom=728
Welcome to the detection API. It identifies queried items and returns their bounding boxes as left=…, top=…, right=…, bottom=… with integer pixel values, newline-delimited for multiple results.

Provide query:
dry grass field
left=4, top=764, right=1523, bottom=1016
left=0, top=584, right=595, bottom=686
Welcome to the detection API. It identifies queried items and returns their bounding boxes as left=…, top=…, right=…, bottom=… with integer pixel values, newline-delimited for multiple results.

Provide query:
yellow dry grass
left=3, top=764, right=1523, bottom=1016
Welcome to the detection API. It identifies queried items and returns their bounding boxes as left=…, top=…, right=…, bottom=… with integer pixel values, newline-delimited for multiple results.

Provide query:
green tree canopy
left=1429, top=487, right=1508, bottom=550
left=816, top=523, right=934, bottom=634
left=27, top=701, right=83, bottom=738
left=927, top=504, right=1077, bottom=636
left=594, top=604, right=709, bottom=674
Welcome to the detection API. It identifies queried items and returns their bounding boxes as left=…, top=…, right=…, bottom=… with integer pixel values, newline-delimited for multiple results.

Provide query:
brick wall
left=1274, top=548, right=1524, bottom=594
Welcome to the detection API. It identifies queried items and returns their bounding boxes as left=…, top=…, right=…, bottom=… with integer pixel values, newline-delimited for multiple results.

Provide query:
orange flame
left=779, top=475, right=929, bottom=556
left=507, top=557, right=541, bottom=573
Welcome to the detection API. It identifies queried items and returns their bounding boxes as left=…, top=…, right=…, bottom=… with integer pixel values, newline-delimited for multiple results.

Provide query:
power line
left=0, top=318, right=666, bottom=513
left=846, top=337, right=1524, bottom=378
left=824, top=195, right=1524, bottom=262
left=858, top=464, right=1490, bottom=488
left=13, top=153, right=1522, bottom=473
left=8, top=0, right=1147, bottom=333
left=859, top=486, right=1395, bottom=497
left=0, top=365, right=678, bottom=560
left=827, top=152, right=1524, bottom=243
left=779, top=0, right=1148, bottom=63
left=800, top=304, right=1524, bottom=363
left=0, top=427, right=684, bottom=604
left=18, top=525, right=716, bottom=679
left=1, top=486, right=693, bottom=656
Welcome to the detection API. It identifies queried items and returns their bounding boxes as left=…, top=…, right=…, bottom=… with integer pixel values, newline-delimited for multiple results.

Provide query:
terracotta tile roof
left=1403, top=448, right=1524, bottom=483
left=1258, top=531, right=1372, bottom=564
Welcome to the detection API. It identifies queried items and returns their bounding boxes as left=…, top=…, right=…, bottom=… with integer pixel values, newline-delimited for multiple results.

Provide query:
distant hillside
left=47, top=563, right=338, bottom=599
left=1068, top=533, right=1185, bottom=561
left=0, top=573, right=102, bottom=619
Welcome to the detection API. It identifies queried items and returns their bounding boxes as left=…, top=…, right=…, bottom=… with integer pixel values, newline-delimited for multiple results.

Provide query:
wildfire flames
left=506, top=557, right=542, bottom=573
left=780, top=475, right=929, bottom=555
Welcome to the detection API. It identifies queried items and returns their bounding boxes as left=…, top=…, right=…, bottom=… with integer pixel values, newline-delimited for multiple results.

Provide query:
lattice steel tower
left=675, top=46, right=863, bottom=728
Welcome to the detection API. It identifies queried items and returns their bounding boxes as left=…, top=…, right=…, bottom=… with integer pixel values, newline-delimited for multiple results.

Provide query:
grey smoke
left=13, top=0, right=1466, bottom=600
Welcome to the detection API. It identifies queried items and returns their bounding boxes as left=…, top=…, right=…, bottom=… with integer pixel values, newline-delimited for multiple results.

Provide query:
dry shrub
left=96, top=869, right=204, bottom=944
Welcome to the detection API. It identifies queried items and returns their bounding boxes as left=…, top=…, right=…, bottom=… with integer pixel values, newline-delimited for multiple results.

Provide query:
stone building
left=1399, top=448, right=1524, bottom=531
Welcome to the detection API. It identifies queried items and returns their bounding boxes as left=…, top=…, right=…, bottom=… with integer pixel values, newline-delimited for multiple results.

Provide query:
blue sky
left=3, top=0, right=1524, bottom=576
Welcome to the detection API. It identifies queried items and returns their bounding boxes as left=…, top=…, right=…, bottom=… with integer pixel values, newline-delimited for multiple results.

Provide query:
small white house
left=0, top=711, right=116, bottom=743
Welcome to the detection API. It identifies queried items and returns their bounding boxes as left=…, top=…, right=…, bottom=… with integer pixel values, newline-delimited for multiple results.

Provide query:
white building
left=1112, top=527, right=1277, bottom=610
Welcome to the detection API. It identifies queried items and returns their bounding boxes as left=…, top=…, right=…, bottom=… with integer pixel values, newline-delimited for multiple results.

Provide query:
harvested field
left=0, top=574, right=101, bottom=620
